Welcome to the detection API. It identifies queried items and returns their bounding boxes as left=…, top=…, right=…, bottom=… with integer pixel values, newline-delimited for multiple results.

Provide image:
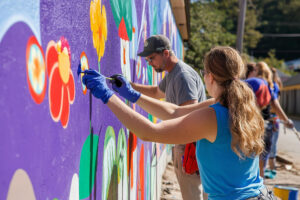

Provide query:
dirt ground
left=160, top=161, right=182, bottom=200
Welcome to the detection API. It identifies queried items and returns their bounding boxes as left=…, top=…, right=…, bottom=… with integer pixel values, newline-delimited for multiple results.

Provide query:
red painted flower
left=46, top=37, right=75, bottom=128
left=26, top=36, right=47, bottom=104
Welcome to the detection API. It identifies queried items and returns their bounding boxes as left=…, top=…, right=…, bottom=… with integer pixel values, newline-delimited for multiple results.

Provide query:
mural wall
left=0, top=0, right=183, bottom=199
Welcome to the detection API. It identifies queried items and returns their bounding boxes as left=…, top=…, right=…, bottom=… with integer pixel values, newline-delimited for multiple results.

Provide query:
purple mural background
left=0, top=0, right=183, bottom=199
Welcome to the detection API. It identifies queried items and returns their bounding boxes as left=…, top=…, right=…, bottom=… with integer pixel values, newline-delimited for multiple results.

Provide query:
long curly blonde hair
left=271, top=67, right=283, bottom=89
left=204, top=46, right=264, bottom=158
left=256, top=61, right=274, bottom=89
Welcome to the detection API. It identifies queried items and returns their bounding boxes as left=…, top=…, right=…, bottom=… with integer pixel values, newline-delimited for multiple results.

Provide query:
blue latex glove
left=110, top=74, right=141, bottom=103
left=82, top=69, right=114, bottom=104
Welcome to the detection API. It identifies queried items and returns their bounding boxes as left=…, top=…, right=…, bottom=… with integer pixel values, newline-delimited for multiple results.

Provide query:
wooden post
left=236, top=0, right=247, bottom=53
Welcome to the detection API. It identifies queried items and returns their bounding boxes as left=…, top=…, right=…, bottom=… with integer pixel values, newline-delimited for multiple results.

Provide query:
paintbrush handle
left=79, top=72, right=113, bottom=80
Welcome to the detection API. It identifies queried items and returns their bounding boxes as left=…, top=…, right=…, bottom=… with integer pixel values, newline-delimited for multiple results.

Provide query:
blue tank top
left=196, top=103, right=263, bottom=200
left=273, top=82, right=280, bottom=99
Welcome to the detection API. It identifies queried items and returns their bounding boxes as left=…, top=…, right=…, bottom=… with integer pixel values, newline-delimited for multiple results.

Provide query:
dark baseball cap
left=137, top=35, right=171, bottom=57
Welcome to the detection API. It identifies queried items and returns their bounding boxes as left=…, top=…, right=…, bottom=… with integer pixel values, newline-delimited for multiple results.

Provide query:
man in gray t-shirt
left=132, top=35, right=207, bottom=200
left=159, top=60, right=206, bottom=105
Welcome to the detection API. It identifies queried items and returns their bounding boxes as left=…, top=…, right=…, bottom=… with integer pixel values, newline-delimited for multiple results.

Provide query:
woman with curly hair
left=83, top=47, right=276, bottom=199
left=245, top=61, right=293, bottom=178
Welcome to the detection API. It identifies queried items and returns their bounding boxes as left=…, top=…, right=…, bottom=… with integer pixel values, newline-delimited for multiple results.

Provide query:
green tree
left=250, top=0, right=300, bottom=60
left=185, top=1, right=236, bottom=71
left=185, top=1, right=262, bottom=71
left=215, top=0, right=262, bottom=50
left=260, top=49, right=285, bottom=69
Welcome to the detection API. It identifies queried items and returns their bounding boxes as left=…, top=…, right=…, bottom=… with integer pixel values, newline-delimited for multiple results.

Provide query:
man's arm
left=131, top=82, right=165, bottom=99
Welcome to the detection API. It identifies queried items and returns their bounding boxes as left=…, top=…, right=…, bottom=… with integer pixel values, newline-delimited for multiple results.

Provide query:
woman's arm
left=270, top=99, right=293, bottom=128
left=107, top=95, right=217, bottom=144
left=271, top=99, right=288, bottom=121
left=136, top=95, right=216, bottom=120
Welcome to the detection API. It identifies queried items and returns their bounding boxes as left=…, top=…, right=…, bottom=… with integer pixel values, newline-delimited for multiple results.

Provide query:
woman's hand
left=82, top=69, right=114, bottom=104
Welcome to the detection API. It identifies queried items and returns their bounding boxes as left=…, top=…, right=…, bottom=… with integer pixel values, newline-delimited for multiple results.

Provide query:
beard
left=153, top=61, right=166, bottom=73
left=154, top=68, right=164, bottom=73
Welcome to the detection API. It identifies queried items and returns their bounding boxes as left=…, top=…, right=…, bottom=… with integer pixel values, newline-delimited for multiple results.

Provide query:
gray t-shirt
left=159, top=60, right=206, bottom=105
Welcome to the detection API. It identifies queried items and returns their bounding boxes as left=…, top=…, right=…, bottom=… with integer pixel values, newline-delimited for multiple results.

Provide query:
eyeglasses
left=200, top=69, right=208, bottom=77
left=145, top=50, right=167, bottom=63
left=145, top=54, right=157, bottom=63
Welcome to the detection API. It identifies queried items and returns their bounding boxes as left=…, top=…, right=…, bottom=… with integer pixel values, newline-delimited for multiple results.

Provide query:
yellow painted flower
left=90, top=0, right=107, bottom=62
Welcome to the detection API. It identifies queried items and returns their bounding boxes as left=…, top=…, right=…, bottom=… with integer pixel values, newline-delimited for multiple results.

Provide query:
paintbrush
left=77, top=63, right=122, bottom=87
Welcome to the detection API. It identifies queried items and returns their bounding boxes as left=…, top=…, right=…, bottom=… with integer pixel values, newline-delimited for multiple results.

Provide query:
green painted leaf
left=109, top=0, right=133, bottom=40
left=79, top=133, right=99, bottom=199
left=109, top=0, right=121, bottom=27
left=123, top=0, right=132, bottom=40
left=102, top=126, right=116, bottom=200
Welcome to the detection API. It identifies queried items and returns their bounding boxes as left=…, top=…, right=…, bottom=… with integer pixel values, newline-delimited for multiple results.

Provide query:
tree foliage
left=185, top=0, right=261, bottom=71
left=186, top=0, right=300, bottom=73
left=249, top=0, right=300, bottom=60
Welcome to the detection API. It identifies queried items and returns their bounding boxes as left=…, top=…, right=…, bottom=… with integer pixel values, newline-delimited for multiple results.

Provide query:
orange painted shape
left=60, top=86, right=70, bottom=128
left=128, top=131, right=137, bottom=188
left=49, top=67, right=63, bottom=120
left=139, top=144, right=145, bottom=200
left=118, top=17, right=129, bottom=41
left=67, top=73, right=75, bottom=103
left=123, top=47, right=126, bottom=65
left=46, top=41, right=58, bottom=77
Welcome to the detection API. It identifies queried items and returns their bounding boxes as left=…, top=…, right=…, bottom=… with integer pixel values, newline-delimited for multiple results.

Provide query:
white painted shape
left=120, top=39, right=131, bottom=81
left=69, top=173, right=79, bottom=200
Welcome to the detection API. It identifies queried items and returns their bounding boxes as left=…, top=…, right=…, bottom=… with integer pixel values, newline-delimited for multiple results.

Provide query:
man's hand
left=110, top=74, right=141, bottom=103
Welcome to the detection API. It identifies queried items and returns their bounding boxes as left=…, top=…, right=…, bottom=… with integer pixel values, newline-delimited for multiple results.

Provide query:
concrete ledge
left=276, top=155, right=293, bottom=165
